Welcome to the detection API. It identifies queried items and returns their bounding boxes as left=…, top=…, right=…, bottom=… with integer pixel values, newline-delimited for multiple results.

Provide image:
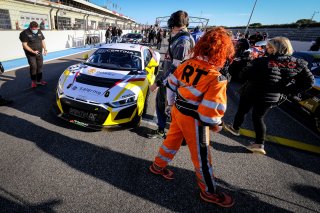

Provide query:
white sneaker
left=246, top=143, right=266, bottom=155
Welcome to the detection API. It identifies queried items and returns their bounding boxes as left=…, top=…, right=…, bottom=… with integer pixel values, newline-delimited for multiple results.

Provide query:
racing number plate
left=69, top=108, right=97, bottom=121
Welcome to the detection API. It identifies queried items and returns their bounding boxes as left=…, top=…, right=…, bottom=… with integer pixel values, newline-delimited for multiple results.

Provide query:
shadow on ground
left=0, top=112, right=293, bottom=212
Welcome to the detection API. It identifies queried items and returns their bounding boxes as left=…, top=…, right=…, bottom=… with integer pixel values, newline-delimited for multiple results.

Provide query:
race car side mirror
left=83, top=54, right=89, bottom=60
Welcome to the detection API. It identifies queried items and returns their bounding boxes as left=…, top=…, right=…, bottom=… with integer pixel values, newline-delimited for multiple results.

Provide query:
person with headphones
left=147, top=10, right=195, bottom=139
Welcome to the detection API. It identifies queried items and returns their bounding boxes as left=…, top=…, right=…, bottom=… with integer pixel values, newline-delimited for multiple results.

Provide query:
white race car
left=54, top=43, right=160, bottom=129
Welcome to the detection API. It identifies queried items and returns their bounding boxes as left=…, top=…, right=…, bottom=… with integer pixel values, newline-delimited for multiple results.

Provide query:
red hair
left=191, top=27, right=235, bottom=68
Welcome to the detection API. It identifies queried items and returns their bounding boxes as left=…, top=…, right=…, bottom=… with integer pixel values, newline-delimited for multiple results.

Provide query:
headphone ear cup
left=185, top=14, right=189, bottom=27
left=167, top=17, right=174, bottom=28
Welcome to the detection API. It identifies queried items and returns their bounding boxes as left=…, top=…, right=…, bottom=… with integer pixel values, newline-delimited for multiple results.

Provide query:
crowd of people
left=105, top=26, right=123, bottom=43
left=0, top=10, right=316, bottom=209
left=145, top=10, right=314, bottom=208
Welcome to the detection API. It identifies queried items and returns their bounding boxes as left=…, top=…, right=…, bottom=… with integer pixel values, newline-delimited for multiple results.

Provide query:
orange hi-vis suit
left=153, top=57, right=227, bottom=194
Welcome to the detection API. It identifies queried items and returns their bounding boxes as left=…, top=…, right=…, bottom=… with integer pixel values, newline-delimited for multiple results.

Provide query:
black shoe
left=147, top=129, right=166, bottom=139
left=0, top=98, right=13, bottom=106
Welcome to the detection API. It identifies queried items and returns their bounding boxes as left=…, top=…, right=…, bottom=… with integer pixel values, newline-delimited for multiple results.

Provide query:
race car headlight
left=109, top=96, right=136, bottom=108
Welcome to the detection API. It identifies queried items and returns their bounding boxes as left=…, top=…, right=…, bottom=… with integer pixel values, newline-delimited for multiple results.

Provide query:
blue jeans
left=112, top=36, right=117, bottom=43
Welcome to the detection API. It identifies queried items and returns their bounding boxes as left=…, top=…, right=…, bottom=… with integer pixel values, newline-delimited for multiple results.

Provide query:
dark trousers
left=26, top=54, right=43, bottom=81
left=155, top=84, right=167, bottom=131
left=156, top=40, right=162, bottom=50
left=233, top=96, right=273, bottom=144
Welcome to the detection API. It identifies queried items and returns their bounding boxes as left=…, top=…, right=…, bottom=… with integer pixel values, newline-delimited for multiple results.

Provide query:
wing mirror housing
left=83, top=54, right=89, bottom=60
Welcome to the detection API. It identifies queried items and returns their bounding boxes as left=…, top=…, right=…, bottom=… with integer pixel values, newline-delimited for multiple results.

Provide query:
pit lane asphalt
left=0, top=46, right=319, bottom=213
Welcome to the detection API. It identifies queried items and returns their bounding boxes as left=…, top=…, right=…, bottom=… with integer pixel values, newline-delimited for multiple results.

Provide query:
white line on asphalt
left=4, top=48, right=95, bottom=72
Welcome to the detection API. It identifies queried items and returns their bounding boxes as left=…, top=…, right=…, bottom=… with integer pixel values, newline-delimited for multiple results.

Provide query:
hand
left=43, top=49, right=47, bottom=56
left=34, top=50, right=40, bottom=55
left=210, top=121, right=224, bottom=133
left=150, top=83, right=158, bottom=92
left=165, top=105, right=172, bottom=118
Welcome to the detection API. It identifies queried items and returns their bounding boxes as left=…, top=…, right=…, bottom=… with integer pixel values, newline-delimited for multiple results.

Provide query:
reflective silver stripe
left=185, top=86, right=203, bottom=97
left=177, top=90, right=199, bottom=106
left=161, top=145, right=177, bottom=155
left=168, top=80, right=177, bottom=91
left=173, top=59, right=181, bottom=67
left=157, top=153, right=172, bottom=163
left=195, top=120, right=207, bottom=191
left=201, top=99, right=226, bottom=112
left=204, top=127, right=216, bottom=188
left=198, top=114, right=222, bottom=125
left=168, top=74, right=179, bottom=85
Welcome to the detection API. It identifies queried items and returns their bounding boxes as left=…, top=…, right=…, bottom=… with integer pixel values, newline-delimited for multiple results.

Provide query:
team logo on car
left=88, top=68, right=97, bottom=75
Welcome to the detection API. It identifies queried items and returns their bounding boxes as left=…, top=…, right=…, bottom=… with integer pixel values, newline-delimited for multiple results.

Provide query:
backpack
left=168, top=31, right=194, bottom=60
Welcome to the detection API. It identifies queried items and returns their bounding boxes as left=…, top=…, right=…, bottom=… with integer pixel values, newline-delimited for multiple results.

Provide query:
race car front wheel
left=121, top=110, right=141, bottom=128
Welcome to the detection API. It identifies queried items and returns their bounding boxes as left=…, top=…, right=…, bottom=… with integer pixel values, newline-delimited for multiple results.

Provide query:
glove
left=210, top=121, right=224, bottom=133
left=165, top=105, right=172, bottom=118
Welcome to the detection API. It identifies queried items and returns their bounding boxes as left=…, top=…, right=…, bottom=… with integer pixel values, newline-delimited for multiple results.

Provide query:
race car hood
left=59, top=64, right=144, bottom=104
left=78, top=64, right=130, bottom=79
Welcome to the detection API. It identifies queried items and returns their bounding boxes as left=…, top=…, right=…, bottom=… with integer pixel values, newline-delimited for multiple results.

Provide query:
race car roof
left=100, top=43, right=143, bottom=52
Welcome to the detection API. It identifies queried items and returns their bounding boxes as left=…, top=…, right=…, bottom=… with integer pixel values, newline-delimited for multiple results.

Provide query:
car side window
left=144, top=49, right=152, bottom=67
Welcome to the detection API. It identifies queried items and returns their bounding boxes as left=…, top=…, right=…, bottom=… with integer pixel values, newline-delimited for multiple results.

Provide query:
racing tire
left=122, top=110, right=141, bottom=129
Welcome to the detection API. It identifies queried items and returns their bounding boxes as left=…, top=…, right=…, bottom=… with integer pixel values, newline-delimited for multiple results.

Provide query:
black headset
left=167, top=11, right=189, bottom=28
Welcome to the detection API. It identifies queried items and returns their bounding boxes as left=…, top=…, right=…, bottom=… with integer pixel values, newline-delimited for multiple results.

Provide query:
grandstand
left=0, top=0, right=137, bottom=30
left=0, top=0, right=139, bottom=61
left=229, top=27, right=320, bottom=42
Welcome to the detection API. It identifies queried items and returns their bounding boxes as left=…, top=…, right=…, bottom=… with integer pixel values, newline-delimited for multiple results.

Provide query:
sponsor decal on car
left=96, top=71, right=116, bottom=76
left=121, top=93, right=135, bottom=98
left=88, top=68, right=97, bottom=75
left=79, top=87, right=102, bottom=96
left=70, top=120, right=89, bottom=127
left=76, top=95, right=87, bottom=101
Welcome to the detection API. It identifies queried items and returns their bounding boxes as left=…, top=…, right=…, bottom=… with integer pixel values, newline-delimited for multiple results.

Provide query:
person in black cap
left=19, top=21, right=48, bottom=88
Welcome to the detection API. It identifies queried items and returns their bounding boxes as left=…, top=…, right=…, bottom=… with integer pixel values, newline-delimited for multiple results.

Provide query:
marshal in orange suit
left=149, top=27, right=235, bottom=208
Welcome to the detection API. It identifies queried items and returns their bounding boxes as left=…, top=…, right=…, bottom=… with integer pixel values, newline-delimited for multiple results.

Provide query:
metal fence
left=229, top=27, right=320, bottom=42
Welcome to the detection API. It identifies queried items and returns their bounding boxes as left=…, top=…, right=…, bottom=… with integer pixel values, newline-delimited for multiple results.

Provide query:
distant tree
left=249, top=23, right=262, bottom=27
left=296, top=19, right=317, bottom=25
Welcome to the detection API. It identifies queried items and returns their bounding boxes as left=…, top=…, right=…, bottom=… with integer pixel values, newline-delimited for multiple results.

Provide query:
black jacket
left=240, top=54, right=314, bottom=103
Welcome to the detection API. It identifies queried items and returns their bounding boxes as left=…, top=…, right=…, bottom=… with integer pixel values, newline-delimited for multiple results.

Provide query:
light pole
left=311, top=11, right=319, bottom=21
left=244, top=0, right=258, bottom=35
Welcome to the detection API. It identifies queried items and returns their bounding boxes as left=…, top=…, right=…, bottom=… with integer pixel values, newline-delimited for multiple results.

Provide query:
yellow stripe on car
left=56, top=96, right=63, bottom=113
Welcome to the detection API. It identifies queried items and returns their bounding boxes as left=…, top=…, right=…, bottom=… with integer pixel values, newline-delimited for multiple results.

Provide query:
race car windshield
left=85, top=48, right=142, bottom=70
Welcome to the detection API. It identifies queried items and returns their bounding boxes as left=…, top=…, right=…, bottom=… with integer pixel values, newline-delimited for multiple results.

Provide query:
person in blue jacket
left=191, top=26, right=204, bottom=43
